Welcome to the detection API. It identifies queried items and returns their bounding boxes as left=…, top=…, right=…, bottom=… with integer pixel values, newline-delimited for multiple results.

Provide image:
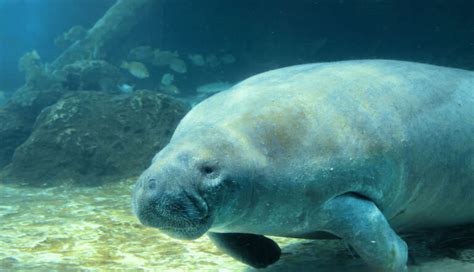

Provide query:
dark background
left=1, top=0, right=473, bottom=92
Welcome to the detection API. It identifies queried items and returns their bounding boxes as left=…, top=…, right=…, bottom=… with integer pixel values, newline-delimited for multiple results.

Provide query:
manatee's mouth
left=142, top=212, right=213, bottom=240
left=158, top=217, right=213, bottom=240
left=131, top=169, right=216, bottom=240
left=133, top=189, right=213, bottom=240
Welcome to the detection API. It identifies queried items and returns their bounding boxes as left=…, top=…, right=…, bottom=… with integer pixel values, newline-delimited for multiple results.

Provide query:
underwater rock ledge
left=0, top=89, right=65, bottom=168
left=0, top=90, right=189, bottom=186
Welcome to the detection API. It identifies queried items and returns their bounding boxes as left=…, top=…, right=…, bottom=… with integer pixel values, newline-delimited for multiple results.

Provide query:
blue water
left=0, top=0, right=113, bottom=90
left=0, top=0, right=473, bottom=270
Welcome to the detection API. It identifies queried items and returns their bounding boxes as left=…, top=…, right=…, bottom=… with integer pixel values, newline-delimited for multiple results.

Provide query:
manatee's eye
left=199, top=164, right=219, bottom=179
left=202, top=166, right=214, bottom=175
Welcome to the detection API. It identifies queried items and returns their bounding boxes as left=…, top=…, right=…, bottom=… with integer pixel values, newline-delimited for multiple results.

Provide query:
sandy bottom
left=0, top=179, right=473, bottom=271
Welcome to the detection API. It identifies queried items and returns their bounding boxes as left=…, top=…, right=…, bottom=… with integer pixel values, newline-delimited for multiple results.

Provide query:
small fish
left=159, top=84, right=180, bottom=95
left=188, top=54, right=206, bottom=66
left=153, top=49, right=179, bottom=66
left=161, top=73, right=174, bottom=86
left=121, top=61, right=149, bottom=79
left=169, top=58, right=187, bottom=74
left=118, top=84, right=135, bottom=93
left=205, top=54, right=220, bottom=67
left=220, top=54, right=236, bottom=64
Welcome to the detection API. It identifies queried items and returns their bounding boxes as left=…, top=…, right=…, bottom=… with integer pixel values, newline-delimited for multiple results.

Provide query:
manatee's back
left=174, top=60, right=474, bottom=229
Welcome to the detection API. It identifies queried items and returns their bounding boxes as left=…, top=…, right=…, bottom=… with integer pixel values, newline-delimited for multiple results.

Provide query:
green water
left=1, top=180, right=473, bottom=271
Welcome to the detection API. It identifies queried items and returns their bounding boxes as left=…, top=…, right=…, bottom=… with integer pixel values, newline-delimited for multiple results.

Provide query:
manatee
left=132, top=60, right=474, bottom=271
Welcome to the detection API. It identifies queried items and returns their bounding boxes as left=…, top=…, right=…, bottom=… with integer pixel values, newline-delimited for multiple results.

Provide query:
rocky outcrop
left=1, top=90, right=188, bottom=186
left=60, top=60, right=124, bottom=92
left=0, top=89, right=65, bottom=168
left=0, top=109, right=31, bottom=168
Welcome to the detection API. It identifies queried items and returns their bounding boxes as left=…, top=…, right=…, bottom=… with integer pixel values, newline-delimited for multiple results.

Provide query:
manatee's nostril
left=147, top=179, right=157, bottom=190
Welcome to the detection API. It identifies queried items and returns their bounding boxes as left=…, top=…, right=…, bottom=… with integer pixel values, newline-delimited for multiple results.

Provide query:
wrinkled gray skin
left=132, top=60, right=474, bottom=271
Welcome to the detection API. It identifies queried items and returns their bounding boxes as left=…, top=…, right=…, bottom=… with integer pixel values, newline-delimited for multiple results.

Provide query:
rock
left=0, top=89, right=65, bottom=168
left=18, top=50, right=63, bottom=91
left=0, top=109, right=31, bottom=168
left=60, top=60, right=124, bottom=92
left=8, top=88, right=65, bottom=121
left=14, top=0, right=155, bottom=99
left=18, top=50, right=41, bottom=74
left=54, top=25, right=87, bottom=49
left=2, top=90, right=189, bottom=186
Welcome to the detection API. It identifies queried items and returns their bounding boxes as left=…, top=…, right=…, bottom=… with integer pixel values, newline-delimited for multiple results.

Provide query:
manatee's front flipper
left=208, top=232, right=281, bottom=268
left=320, top=194, right=408, bottom=271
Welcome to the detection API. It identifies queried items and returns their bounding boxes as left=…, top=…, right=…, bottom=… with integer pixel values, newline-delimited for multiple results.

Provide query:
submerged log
left=50, top=0, right=155, bottom=70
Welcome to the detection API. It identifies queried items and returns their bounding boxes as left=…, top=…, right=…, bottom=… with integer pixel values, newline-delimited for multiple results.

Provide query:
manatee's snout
left=132, top=173, right=210, bottom=239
